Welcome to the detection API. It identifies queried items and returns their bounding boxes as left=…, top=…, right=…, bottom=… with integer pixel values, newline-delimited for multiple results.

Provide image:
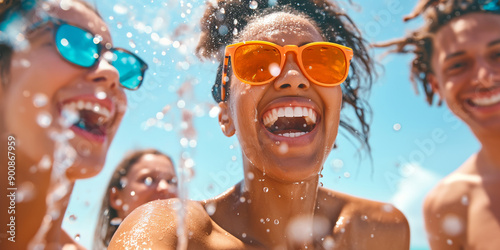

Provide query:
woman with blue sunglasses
left=0, top=0, right=147, bottom=249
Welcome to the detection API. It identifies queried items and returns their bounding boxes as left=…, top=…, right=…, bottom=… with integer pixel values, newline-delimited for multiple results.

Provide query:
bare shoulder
left=424, top=163, right=478, bottom=214
left=423, top=162, right=478, bottom=249
left=108, top=199, right=212, bottom=250
left=318, top=188, right=410, bottom=250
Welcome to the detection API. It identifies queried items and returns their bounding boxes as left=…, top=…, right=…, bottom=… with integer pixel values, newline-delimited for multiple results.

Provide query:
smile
left=262, top=106, right=318, bottom=138
left=60, top=97, right=116, bottom=142
left=469, top=91, right=500, bottom=107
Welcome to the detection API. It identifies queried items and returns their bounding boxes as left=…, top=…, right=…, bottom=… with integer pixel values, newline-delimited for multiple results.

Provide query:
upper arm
left=108, top=200, right=178, bottom=250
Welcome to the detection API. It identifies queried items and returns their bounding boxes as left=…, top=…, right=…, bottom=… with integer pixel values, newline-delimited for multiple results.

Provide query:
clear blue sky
left=63, top=1, right=479, bottom=249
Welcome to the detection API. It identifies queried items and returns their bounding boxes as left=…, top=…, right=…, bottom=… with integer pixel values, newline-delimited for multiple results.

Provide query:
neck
left=475, top=130, right=500, bottom=170
left=238, top=159, right=320, bottom=248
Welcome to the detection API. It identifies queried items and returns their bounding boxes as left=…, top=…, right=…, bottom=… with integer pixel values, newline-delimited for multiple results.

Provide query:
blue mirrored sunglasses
left=30, top=18, right=148, bottom=90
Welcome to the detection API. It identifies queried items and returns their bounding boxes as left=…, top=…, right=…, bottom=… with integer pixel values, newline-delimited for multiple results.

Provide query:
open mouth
left=467, top=91, right=500, bottom=107
left=262, top=106, right=318, bottom=137
left=61, top=100, right=114, bottom=140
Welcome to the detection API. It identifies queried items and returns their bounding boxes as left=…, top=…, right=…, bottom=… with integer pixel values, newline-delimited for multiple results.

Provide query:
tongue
left=268, top=117, right=314, bottom=134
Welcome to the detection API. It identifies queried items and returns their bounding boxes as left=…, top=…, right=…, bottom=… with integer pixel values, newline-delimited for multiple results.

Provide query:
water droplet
left=242, top=233, right=247, bottom=238
left=113, top=4, right=128, bottom=14
left=274, top=219, right=279, bottom=225
left=130, top=191, right=136, bottom=196
left=382, top=204, right=394, bottom=213
left=115, top=199, right=122, bottom=206
left=447, top=239, right=453, bottom=245
left=218, top=25, right=229, bottom=36
left=269, top=63, right=281, bottom=76
left=343, top=172, right=351, bottom=178
left=129, top=40, right=136, bottom=49
left=461, top=195, right=469, bottom=206
left=33, top=93, right=48, bottom=108
left=279, top=142, right=289, bottom=154
left=144, top=177, right=153, bottom=186
left=74, top=234, right=80, bottom=241
left=16, top=181, right=35, bottom=203
left=156, top=112, right=164, bottom=120
left=247, top=172, right=255, bottom=180
left=240, top=196, right=246, bottom=203
left=60, top=107, right=79, bottom=128
left=189, top=140, right=197, bottom=148
left=177, top=100, right=186, bottom=108
left=266, top=228, right=270, bottom=233
left=60, top=0, right=72, bottom=10
left=263, top=187, right=269, bottom=193
left=393, top=123, right=401, bottom=131
left=249, top=0, right=258, bottom=9
left=260, top=218, right=265, bottom=223
left=38, top=155, right=52, bottom=170
left=119, top=177, right=128, bottom=188
left=95, top=89, right=107, bottom=100
left=361, top=215, right=368, bottom=221
left=20, top=58, right=31, bottom=68
left=370, top=234, right=374, bottom=238
left=206, top=203, right=216, bottom=215
left=323, top=236, right=335, bottom=249
left=37, top=112, right=52, bottom=128
left=110, top=217, right=122, bottom=226
left=331, top=159, right=344, bottom=171
left=122, top=204, right=129, bottom=212
left=442, top=214, right=463, bottom=236
left=69, top=214, right=77, bottom=221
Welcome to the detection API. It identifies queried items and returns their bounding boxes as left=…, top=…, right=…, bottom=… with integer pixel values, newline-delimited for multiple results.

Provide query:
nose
left=86, top=57, right=120, bottom=89
left=273, top=52, right=310, bottom=91
left=474, top=58, right=497, bottom=87
left=157, top=179, right=169, bottom=192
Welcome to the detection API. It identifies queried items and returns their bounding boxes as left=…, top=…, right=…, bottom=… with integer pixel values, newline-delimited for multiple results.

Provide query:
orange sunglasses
left=221, top=41, right=353, bottom=101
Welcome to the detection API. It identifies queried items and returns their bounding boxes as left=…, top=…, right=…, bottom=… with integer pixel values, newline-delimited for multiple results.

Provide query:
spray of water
left=28, top=107, right=79, bottom=249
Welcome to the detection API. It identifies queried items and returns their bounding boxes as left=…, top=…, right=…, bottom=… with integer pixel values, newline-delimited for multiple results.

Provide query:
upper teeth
left=263, top=106, right=317, bottom=127
left=62, top=100, right=112, bottom=120
left=470, top=92, right=500, bottom=106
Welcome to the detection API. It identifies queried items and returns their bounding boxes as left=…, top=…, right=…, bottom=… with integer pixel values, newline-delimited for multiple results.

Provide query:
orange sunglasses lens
left=302, top=44, right=347, bottom=84
left=234, top=44, right=281, bottom=83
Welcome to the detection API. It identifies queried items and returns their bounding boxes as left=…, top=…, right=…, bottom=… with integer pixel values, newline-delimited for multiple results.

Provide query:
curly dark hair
left=376, top=0, right=500, bottom=105
left=196, top=0, right=375, bottom=153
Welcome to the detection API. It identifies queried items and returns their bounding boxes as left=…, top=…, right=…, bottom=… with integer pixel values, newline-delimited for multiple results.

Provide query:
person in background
left=93, top=149, right=178, bottom=249
left=0, top=0, right=147, bottom=248
left=109, top=1, right=410, bottom=249
left=378, top=0, right=500, bottom=248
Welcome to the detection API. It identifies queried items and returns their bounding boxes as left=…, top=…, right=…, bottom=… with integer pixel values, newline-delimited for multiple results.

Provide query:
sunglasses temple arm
left=221, top=55, right=230, bottom=101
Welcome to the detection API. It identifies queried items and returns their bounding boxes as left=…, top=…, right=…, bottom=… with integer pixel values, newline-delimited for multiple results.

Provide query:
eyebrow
left=488, top=39, right=500, bottom=47
left=444, top=51, right=466, bottom=61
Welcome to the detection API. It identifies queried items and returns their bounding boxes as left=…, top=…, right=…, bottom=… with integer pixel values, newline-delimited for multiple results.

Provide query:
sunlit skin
left=110, top=13, right=409, bottom=250
left=424, top=13, right=500, bottom=249
left=110, top=154, right=178, bottom=219
left=0, top=0, right=126, bottom=248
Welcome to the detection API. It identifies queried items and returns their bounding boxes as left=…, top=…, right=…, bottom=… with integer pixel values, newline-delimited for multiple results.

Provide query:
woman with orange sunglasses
left=110, top=1, right=410, bottom=249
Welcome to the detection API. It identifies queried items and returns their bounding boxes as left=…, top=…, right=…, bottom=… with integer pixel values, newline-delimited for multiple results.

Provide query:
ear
left=218, top=102, right=235, bottom=137
left=427, top=74, right=442, bottom=101
left=109, top=187, right=123, bottom=211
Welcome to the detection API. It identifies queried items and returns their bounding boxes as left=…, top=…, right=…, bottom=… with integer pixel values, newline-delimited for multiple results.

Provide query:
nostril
left=280, top=84, right=291, bottom=89
left=93, top=76, right=107, bottom=82
left=298, top=83, right=307, bottom=89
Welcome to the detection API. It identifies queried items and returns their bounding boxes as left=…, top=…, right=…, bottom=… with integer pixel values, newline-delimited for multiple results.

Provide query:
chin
left=65, top=155, right=106, bottom=180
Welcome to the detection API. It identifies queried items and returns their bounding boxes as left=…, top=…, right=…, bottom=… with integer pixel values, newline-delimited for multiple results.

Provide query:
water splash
left=28, top=106, right=79, bottom=249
